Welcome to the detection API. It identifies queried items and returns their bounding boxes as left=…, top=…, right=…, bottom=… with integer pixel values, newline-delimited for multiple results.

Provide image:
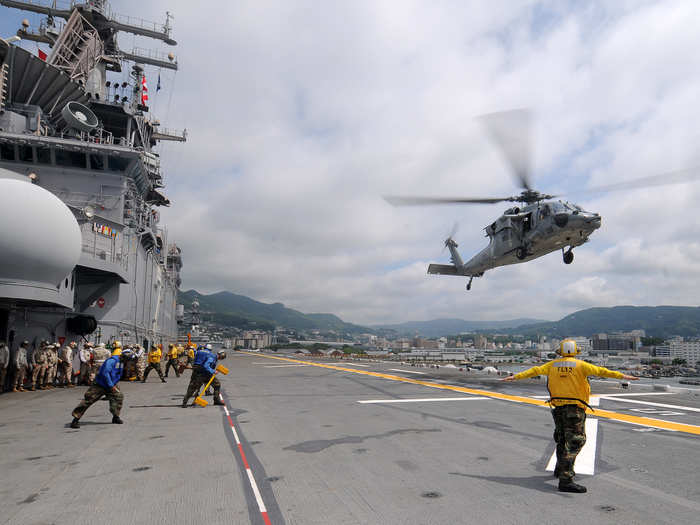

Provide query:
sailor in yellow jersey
left=164, top=343, right=180, bottom=378
left=501, top=339, right=638, bottom=493
left=142, top=345, right=167, bottom=383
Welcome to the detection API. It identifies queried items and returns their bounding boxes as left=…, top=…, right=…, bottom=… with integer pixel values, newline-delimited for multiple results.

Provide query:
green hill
left=511, top=306, right=700, bottom=338
left=178, top=290, right=371, bottom=334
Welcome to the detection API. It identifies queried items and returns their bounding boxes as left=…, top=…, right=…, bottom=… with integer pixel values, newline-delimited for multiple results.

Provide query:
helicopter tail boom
left=427, top=264, right=463, bottom=276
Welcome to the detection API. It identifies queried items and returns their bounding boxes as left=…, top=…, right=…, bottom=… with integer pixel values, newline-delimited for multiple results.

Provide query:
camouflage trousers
left=551, top=405, right=587, bottom=482
left=143, top=362, right=165, bottom=381
left=47, top=364, right=57, bottom=385
left=14, top=365, right=27, bottom=388
left=79, top=363, right=91, bottom=384
left=59, top=363, right=73, bottom=385
left=164, top=359, right=180, bottom=377
left=183, top=367, right=220, bottom=405
left=0, top=367, right=7, bottom=391
left=136, top=358, right=146, bottom=380
left=31, top=365, right=47, bottom=387
left=72, top=384, right=123, bottom=420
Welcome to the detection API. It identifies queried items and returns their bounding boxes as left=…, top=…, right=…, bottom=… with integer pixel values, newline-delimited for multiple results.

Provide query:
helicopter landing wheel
left=516, top=247, right=527, bottom=260
left=563, top=248, right=574, bottom=265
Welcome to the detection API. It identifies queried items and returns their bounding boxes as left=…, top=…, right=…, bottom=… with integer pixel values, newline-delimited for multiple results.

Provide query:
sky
left=3, top=1, right=700, bottom=325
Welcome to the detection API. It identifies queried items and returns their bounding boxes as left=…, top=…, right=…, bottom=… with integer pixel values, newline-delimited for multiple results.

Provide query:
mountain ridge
left=178, top=291, right=700, bottom=338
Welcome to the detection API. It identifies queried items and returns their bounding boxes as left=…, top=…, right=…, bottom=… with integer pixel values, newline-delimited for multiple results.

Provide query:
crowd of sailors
left=0, top=340, right=195, bottom=393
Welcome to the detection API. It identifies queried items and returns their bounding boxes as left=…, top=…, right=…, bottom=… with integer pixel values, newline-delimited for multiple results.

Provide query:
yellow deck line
left=244, top=352, right=700, bottom=436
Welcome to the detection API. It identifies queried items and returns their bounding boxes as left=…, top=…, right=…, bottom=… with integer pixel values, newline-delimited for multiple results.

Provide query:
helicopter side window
left=539, top=205, right=551, bottom=220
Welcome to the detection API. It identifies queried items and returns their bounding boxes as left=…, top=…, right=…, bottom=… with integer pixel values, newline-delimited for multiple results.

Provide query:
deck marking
left=241, top=352, right=700, bottom=436
left=340, top=362, right=370, bottom=367
left=263, top=364, right=309, bottom=368
left=388, top=368, right=426, bottom=375
left=597, top=396, right=700, bottom=413
left=358, top=396, right=489, bottom=404
left=220, top=401, right=271, bottom=525
left=545, top=418, right=598, bottom=475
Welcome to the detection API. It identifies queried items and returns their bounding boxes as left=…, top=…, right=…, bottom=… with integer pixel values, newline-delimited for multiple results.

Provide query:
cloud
left=5, top=1, right=699, bottom=325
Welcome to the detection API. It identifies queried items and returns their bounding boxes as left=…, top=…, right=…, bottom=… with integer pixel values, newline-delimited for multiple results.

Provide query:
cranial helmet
left=217, top=351, right=227, bottom=360
left=205, top=343, right=212, bottom=350
left=559, top=339, right=579, bottom=357
left=113, top=340, right=122, bottom=348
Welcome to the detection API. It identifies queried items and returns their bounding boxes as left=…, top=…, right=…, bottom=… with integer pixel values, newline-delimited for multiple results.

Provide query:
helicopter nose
left=586, top=214, right=601, bottom=229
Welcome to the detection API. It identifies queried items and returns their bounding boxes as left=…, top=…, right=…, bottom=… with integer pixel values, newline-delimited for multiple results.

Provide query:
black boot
left=181, top=399, right=188, bottom=408
left=558, top=480, right=587, bottom=493
left=112, top=416, right=124, bottom=424
left=70, top=418, right=80, bottom=429
left=161, top=379, right=167, bottom=383
left=213, top=396, right=225, bottom=406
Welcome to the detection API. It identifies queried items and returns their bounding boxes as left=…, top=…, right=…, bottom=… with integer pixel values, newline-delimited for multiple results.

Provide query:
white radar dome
left=0, top=170, right=82, bottom=287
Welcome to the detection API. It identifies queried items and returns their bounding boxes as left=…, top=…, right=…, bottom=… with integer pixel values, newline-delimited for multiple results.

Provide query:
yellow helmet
left=113, top=340, right=122, bottom=348
left=559, top=339, right=579, bottom=357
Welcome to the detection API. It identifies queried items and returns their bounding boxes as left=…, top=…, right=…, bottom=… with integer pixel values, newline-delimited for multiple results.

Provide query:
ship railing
left=129, top=46, right=175, bottom=64
left=151, top=127, right=187, bottom=141
left=57, top=127, right=116, bottom=145
left=106, top=9, right=171, bottom=36
left=81, top=223, right=129, bottom=271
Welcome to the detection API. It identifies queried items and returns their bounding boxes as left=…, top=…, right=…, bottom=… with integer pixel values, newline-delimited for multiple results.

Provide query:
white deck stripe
left=230, top=423, right=241, bottom=445
left=246, top=469, right=268, bottom=513
left=340, top=363, right=369, bottom=367
left=592, top=392, right=676, bottom=397
left=388, top=368, right=426, bottom=375
left=597, top=396, right=700, bottom=412
left=546, top=418, right=598, bottom=475
left=263, top=364, right=309, bottom=368
left=358, top=397, right=488, bottom=404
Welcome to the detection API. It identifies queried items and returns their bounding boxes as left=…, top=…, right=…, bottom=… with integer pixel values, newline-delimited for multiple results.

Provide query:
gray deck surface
left=1, top=351, right=699, bottom=525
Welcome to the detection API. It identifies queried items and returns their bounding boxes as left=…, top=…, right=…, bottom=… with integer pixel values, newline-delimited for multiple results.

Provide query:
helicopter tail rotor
left=440, top=222, right=459, bottom=255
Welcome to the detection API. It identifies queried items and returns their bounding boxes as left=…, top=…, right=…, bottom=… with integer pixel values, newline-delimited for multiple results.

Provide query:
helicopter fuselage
left=428, top=200, right=601, bottom=282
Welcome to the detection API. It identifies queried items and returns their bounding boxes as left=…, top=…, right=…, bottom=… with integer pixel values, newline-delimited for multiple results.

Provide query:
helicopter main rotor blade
left=572, top=167, right=700, bottom=197
left=384, top=195, right=513, bottom=206
left=479, top=109, right=533, bottom=191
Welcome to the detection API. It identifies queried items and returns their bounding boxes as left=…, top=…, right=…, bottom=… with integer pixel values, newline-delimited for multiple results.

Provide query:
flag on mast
left=141, top=74, right=149, bottom=105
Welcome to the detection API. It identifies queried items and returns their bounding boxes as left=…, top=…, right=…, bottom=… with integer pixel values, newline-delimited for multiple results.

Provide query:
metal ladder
left=0, top=62, right=9, bottom=114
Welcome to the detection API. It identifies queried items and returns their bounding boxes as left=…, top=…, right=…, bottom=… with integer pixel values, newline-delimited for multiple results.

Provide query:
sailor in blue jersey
left=69, top=350, right=137, bottom=429
left=181, top=345, right=226, bottom=407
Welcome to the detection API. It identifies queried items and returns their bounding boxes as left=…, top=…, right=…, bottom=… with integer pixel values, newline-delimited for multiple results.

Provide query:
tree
left=672, top=358, right=687, bottom=366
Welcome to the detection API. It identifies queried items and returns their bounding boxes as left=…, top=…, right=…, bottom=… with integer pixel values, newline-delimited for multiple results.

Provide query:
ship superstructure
left=0, top=0, right=185, bottom=350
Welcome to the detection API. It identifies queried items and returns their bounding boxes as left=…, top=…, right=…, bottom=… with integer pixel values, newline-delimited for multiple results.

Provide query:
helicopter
left=385, top=109, right=700, bottom=291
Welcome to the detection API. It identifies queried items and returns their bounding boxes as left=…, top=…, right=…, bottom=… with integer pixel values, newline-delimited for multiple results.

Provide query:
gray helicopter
left=386, top=110, right=700, bottom=291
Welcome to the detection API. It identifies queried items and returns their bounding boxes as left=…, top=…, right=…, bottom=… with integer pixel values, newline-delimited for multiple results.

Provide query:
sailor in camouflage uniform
left=30, top=342, right=49, bottom=390
left=45, top=343, right=58, bottom=388
left=12, top=341, right=30, bottom=392
left=134, top=345, right=146, bottom=381
left=182, top=346, right=226, bottom=407
left=502, top=340, right=639, bottom=493
left=70, top=350, right=137, bottom=428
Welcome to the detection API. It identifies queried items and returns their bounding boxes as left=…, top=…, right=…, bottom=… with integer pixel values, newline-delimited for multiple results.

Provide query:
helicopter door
left=492, top=216, right=518, bottom=256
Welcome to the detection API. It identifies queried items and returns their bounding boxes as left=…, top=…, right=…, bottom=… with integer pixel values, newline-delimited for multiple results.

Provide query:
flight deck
left=1, top=351, right=698, bottom=525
